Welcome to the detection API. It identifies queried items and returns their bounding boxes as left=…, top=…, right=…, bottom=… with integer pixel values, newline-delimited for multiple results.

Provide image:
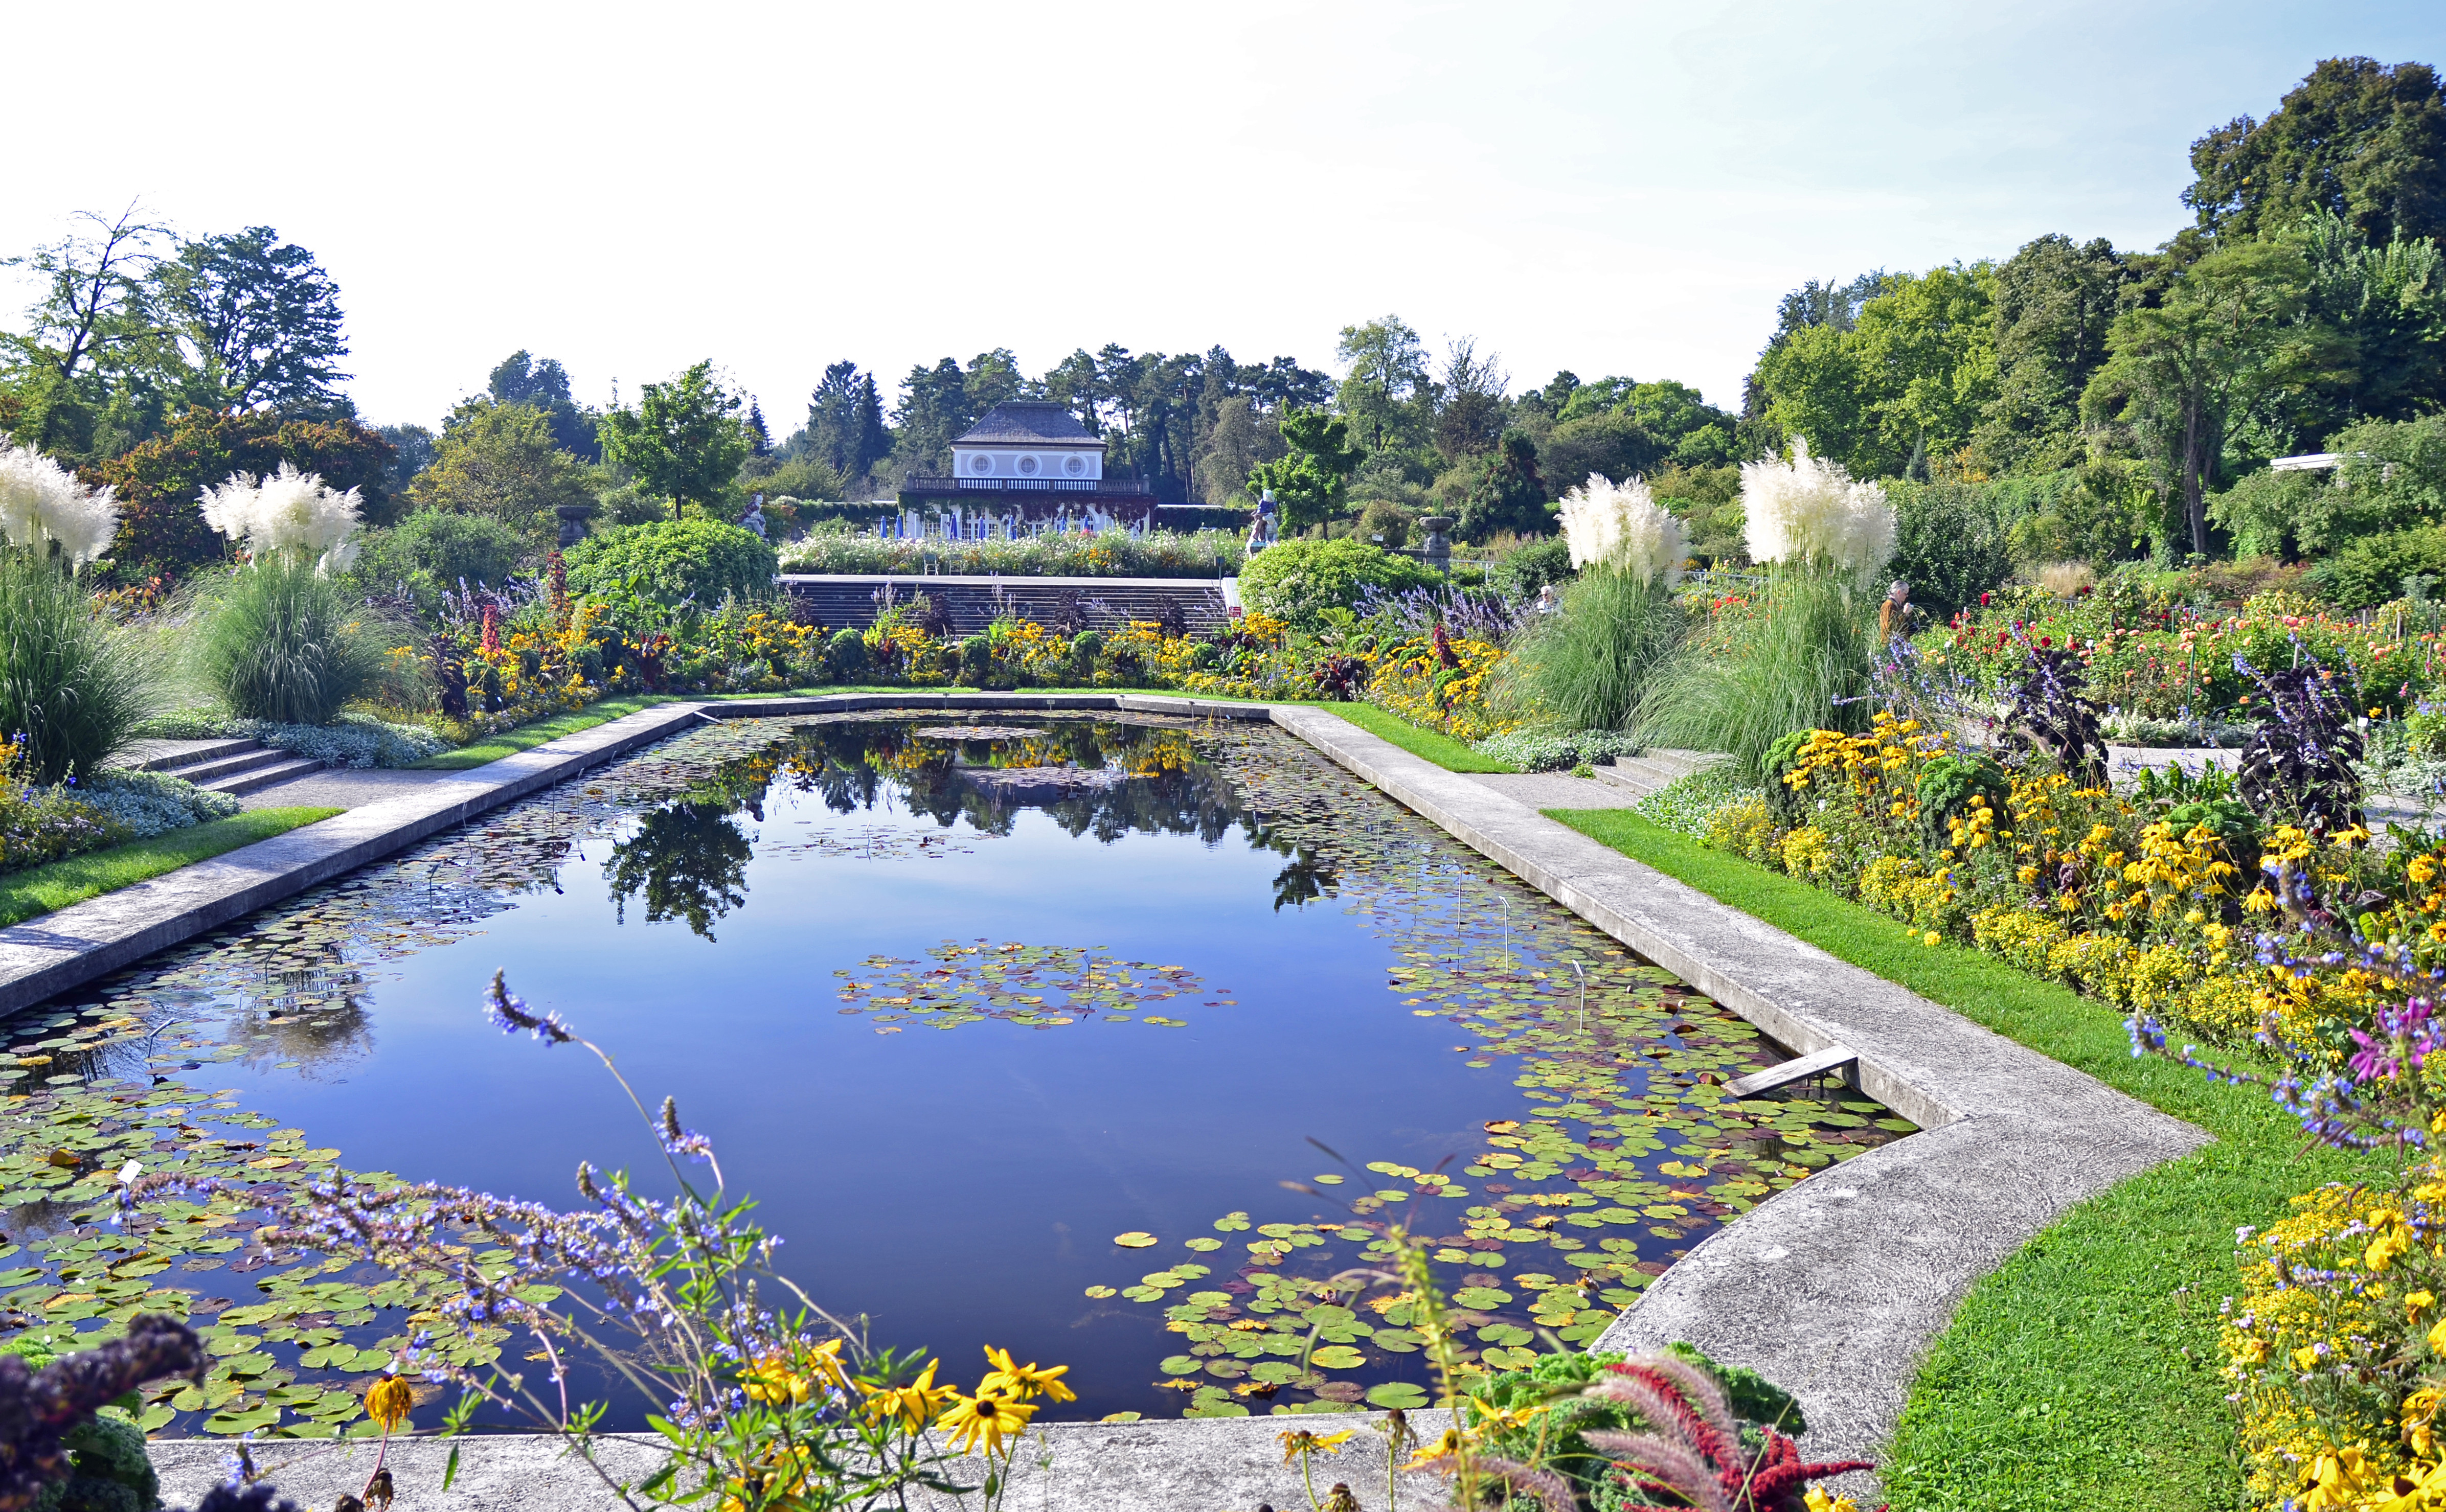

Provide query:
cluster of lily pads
left=834, top=942, right=1220, bottom=1032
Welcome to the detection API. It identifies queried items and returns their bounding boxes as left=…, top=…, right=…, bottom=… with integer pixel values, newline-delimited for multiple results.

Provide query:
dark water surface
left=0, top=713, right=1909, bottom=1431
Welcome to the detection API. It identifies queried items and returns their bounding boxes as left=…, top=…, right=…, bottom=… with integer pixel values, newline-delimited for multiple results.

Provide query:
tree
left=407, top=399, right=597, bottom=541
left=599, top=361, right=751, bottom=522
left=1433, top=337, right=1508, bottom=462
left=1456, top=431, right=1548, bottom=543
left=1247, top=405, right=1363, bottom=534
left=0, top=204, right=177, bottom=460
left=486, top=351, right=599, bottom=460
left=1192, top=396, right=1286, bottom=506
left=152, top=227, right=350, bottom=413
left=804, top=362, right=889, bottom=482
left=2185, top=58, right=2446, bottom=246
left=1752, top=264, right=1998, bottom=478
left=1974, top=235, right=2133, bottom=473
left=90, top=406, right=395, bottom=580
left=2083, top=239, right=2323, bottom=557
left=378, top=423, right=436, bottom=494
left=1334, top=315, right=1430, bottom=451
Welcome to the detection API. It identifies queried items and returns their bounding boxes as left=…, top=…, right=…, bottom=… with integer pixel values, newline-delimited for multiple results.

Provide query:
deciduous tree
left=599, top=361, right=751, bottom=522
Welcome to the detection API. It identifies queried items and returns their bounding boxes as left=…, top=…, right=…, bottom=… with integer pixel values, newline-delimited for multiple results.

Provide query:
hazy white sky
left=4, top=1, right=2440, bottom=431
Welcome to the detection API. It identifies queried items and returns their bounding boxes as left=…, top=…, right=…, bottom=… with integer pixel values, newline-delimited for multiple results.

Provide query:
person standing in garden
left=1879, top=578, right=1917, bottom=650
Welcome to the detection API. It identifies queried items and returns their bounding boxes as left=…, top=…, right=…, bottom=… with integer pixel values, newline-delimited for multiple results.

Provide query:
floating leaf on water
left=1307, top=1345, right=1365, bottom=1370
left=1183, top=1237, right=1223, bottom=1252
left=1452, top=1287, right=1513, bottom=1309
left=1158, top=1355, right=1199, bottom=1376
left=1366, top=1382, right=1430, bottom=1409
left=1312, top=1175, right=1343, bottom=1185
left=1114, top=1232, right=1159, bottom=1248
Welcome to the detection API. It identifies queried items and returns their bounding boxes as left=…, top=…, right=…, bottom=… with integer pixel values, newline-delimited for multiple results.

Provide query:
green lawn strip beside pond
left=1319, top=701, right=1516, bottom=771
left=1546, top=807, right=2379, bottom=1512
left=0, top=807, right=344, bottom=928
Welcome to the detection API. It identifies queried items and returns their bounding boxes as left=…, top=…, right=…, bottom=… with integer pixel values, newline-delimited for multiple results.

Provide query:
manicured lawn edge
left=1546, top=807, right=2377, bottom=1512
left=1319, top=702, right=1515, bottom=771
left=0, top=808, right=342, bottom=928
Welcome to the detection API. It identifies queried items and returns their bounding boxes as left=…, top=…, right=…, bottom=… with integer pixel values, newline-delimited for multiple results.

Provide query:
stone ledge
left=1264, top=704, right=2210, bottom=1497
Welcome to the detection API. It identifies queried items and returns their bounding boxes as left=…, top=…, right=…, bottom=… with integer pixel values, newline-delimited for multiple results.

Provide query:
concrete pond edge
left=2, top=692, right=2207, bottom=1509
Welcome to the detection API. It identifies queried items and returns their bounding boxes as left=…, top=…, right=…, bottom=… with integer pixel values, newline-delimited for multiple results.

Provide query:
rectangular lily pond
left=0, top=711, right=1913, bottom=1433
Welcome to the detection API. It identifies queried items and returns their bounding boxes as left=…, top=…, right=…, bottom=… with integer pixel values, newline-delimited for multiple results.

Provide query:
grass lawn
left=1317, top=702, right=1515, bottom=771
left=0, top=807, right=343, bottom=927
left=1548, top=808, right=2375, bottom=1512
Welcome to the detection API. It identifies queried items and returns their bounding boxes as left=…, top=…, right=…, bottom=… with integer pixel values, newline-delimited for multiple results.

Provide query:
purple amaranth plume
left=1578, top=1354, right=1874, bottom=1512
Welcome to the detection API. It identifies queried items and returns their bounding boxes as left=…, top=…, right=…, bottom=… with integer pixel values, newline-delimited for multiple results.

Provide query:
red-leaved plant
left=1581, top=1355, right=1877, bottom=1512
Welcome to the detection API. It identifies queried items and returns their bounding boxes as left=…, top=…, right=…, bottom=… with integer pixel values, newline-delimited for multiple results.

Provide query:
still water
left=0, top=712, right=1908, bottom=1430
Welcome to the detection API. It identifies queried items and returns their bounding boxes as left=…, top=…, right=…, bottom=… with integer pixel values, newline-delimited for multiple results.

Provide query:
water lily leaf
left=1366, top=1382, right=1429, bottom=1409
left=1452, top=1287, right=1512, bottom=1309
left=1307, top=1345, right=1365, bottom=1370
left=1114, top=1232, right=1159, bottom=1248
left=1184, top=1237, right=1223, bottom=1252
left=1159, top=1355, right=1199, bottom=1375
left=1083, top=1286, right=1117, bottom=1299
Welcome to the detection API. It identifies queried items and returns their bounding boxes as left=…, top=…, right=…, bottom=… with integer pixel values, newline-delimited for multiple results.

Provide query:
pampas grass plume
left=199, top=462, right=364, bottom=573
left=0, top=444, right=120, bottom=567
left=1740, top=438, right=1894, bottom=582
left=1559, top=473, right=1688, bottom=585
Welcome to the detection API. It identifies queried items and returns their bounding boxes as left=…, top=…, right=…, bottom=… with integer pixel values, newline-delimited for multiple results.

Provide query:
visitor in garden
left=1878, top=578, right=1917, bottom=650
left=740, top=494, right=766, bottom=539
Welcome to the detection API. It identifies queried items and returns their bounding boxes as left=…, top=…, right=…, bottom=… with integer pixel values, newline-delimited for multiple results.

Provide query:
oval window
left=1064, top=455, right=1086, bottom=476
left=969, top=454, right=992, bottom=474
left=1017, top=454, right=1039, bottom=475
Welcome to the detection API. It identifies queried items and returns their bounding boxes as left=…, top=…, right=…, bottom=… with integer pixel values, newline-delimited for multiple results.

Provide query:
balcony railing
left=900, top=474, right=1148, bottom=494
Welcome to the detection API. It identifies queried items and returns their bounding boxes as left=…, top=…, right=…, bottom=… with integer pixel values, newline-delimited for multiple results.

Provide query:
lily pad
left=1114, top=1232, right=1159, bottom=1248
left=1366, top=1382, right=1430, bottom=1409
left=1308, top=1345, right=1366, bottom=1370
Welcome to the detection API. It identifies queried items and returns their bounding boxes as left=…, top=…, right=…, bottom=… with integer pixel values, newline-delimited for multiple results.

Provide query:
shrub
left=1490, top=535, right=1574, bottom=600
left=1631, top=761, right=1760, bottom=838
left=139, top=708, right=449, bottom=768
left=1914, top=751, right=2012, bottom=854
left=192, top=557, right=394, bottom=725
left=1492, top=567, right=1684, bottom=732
left=0, top=551, right=158, bottom=784
left=957, top=634, right=992, bottom=687
left=78, top=769, right=240, bottom=838
left=564, top=519, right=778, bottom=608
left=1887, top=480, right=2016, bottom=614
left=823, top=627, right=868, bottom=683
left=1471, top=728, right=1645, bottom=772
left=2312, top=525, right=2446, bottom=610
left=1637, top=569, right=1877, bottom=780
left=355, top=509, right=529, bottom=592
left=1237, top=538, right=1439, bottom=628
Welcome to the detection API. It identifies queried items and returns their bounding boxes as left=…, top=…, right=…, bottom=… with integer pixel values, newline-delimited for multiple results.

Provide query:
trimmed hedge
left=565, top=520, right=779, bottom=607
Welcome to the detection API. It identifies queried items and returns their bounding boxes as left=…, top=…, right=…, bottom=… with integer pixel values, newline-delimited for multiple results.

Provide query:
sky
left=4, top=0, right=2442, bottom=432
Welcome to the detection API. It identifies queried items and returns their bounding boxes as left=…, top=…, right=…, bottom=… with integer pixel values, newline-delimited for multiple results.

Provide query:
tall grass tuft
left=193, top=558, right=392, bottom=726
left=0, top=551, right=160, bottom=784
left=1635, top=568, right=1876, bottom=779
left=1493, top=567, right=1685, bottom=732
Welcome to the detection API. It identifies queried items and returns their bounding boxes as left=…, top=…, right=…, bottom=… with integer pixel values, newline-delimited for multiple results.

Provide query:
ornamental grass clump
left=193, top=466, right=393, bottom=725
left=1636, top=572, right=1877, bottom=781
left=0, top=450, right=156, bottom=784
left=1495, top=476, right=1687, bottom=733
left=120, top=971, right=1072, bottom=1512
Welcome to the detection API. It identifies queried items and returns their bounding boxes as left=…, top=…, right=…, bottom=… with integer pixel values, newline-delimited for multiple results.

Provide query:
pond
left=0, top=710, right=1913, bottom=1433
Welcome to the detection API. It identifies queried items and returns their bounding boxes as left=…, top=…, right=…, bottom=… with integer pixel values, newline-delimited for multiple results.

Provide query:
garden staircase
left=122, top=739, right=320, bottom=796
left=1590, top=748, right=1727, bottom=800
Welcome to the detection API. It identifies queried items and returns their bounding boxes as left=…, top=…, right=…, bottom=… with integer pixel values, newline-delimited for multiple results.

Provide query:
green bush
left=1888, top=483, right=2016, bottom=614
left=1237, top=538, right=1439, bottom=628
left=355, top=509, right=530, bottom=592
left=823, top=628, right=868, bottom=683
left=957, top=635, right=991, bottom=687
left=1492, top=567, right=1684, bottom=732
left=1491, top=535, right=1575, bottom=600
left=1070, top=630, right=1104, bottom=675
left=1636, top=568, right=1877, bottom=781
left=565, top=519, right=779, bottom=608
left=2311, top=525, right=2446, bottom=610
left=0, top=552, right=159, bottom=784
left=193, top=558, right=394, bottom=726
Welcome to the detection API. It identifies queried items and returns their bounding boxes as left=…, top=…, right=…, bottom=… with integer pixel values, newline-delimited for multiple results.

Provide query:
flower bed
left=777, top=528, right=1245, bottom=579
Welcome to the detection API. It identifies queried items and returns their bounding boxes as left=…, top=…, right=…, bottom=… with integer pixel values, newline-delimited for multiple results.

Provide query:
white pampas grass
left=1557, top=473, right=1689, bottom=586
left=198, top=463, right=364, bottom=573
left=1740, top=438, right=1894, bottom=582
left=0, top=444, right=120, bottom=567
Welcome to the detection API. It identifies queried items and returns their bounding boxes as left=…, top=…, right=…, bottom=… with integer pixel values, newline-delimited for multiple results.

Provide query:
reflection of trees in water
left=603, top=801, right=755, bottom=940
left=221, top=976, right=379, bottom=1079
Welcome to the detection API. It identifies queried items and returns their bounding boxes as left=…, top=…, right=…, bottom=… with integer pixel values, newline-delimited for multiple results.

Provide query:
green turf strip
left=1319, top=701, right=1516, bottom=771
left=1545, top=807, right=2379, bottom=1512
left=0, top=807, right=342, bottom=927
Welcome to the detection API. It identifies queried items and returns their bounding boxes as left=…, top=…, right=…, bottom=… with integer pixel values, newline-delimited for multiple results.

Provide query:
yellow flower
left=1280, top=1428, right=1357, bottom=1463
left=364, top=1373, right=415, bottom=1433
left=939, top=1390, right=1036, bottom=1458
left=1405, top=1428, right=1467, bottom=1470
left=2429, top=1315, right=2446, bottom=1357
left=2412, top=1291, right=2438, bottom=1319
left=2304, top=1445, right=2376, bottom=1508
left=1804, top=1490, right=1861, bottom=1512
left=862, top=1358, right=955, bottom=1431
left=980, top=1345, right=1076, bottom=1404
left=1922, top=931, right=1940, bottom=948
left=2295, top=1345, right=2324, bottom=1372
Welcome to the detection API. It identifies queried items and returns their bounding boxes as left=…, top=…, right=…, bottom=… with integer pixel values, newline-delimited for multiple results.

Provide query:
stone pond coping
left=0, top=693, right=2210, bottom=1507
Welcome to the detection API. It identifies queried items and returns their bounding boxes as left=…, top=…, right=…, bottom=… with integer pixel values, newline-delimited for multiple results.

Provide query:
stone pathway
left=236, top=767, right=465, bottom=811
left=1464, top=770, right=1628, bottom=809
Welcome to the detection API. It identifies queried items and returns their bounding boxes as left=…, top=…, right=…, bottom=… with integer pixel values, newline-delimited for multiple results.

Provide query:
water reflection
left=604, top=801, right=756, bottom=940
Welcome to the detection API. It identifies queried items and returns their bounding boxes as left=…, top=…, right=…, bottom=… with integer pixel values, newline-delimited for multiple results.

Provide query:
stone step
left=1592, top=749, right=1729, bottom=799
left=1724, top=1044, right=1860, bottom=1098
left=197, top=755, right=323, bottom=796
left=121, top=737, right=260, bottom=773
left=152, top=746, right=293, bottom=786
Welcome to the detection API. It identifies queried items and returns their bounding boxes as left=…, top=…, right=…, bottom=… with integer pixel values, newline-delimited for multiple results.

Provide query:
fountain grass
left=1549, top=807, right=2380, bottom=1512
left=0, top=807, right=341, bottom=926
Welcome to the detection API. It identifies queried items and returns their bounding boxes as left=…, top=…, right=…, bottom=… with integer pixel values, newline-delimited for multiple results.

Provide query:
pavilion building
left=892, top=402, right=1162, bottom=538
